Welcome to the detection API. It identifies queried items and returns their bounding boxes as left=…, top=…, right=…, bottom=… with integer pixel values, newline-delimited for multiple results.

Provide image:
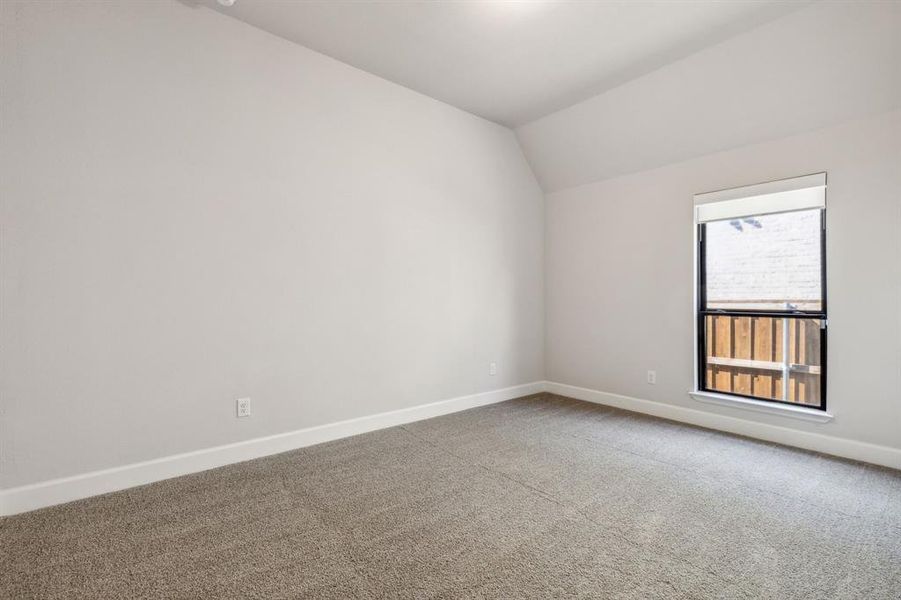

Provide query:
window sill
left=688, top=391, right=834, bottom=423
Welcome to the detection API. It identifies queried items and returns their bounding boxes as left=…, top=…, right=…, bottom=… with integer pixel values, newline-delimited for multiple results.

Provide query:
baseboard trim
left=545, top=381, right=901, bottom=471
left=6, top=379, right=896, bottom=516
left=0, top=381, right=544, bottom=516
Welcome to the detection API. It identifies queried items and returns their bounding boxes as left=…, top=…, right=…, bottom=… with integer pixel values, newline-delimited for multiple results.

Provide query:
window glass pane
left=703, top=315, right=822, bottom=407
left=704, top=209, right=822, bottom=311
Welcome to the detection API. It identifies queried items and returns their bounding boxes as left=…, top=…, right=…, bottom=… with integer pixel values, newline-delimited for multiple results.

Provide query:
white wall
left=546, top=109, right=901, bottom=451
left=517, top=1, right=901, bottom=192
left=3, top=0, right=899, bottom=501
left=0, top=0, right=544, bottom=489
left=534, top=0, right=901, bottom=458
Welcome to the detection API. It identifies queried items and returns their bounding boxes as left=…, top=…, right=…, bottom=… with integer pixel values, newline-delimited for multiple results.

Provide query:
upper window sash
left=694, top=173, right=826, bottom=223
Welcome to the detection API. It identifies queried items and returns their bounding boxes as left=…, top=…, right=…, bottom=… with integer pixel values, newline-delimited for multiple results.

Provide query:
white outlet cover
left=236, top=397, right=251, bottom=417
left=489, top=362, right=497, bottom=376
left=647, top=371, right=657, bottom=385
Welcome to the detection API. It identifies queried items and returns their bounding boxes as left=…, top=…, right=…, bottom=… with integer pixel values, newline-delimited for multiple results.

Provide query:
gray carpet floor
left=2, top=393, right=900, bottom=599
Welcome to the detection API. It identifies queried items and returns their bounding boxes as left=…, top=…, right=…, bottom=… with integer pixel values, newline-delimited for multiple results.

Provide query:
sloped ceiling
left=205, top=1, right=900, bottom=193
left=205, top=0, right=801, bottom=127
left=516, top=1, right=901, bottom=192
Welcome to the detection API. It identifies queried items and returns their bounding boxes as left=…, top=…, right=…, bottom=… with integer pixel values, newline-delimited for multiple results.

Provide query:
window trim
left=688, top=390, right=833, bottom=423
left=693, top=178, right=827, bottom=412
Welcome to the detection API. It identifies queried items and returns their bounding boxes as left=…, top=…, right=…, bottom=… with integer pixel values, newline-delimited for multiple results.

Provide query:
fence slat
left=706, top=315, right=820, bottom=406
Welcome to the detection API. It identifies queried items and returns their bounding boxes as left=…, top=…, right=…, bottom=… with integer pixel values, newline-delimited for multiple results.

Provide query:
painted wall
left=517, top=1, right=901, bottom=192
left=545, top=109, right=901, bottom=451
left=0, top=0, right=544, bottom=489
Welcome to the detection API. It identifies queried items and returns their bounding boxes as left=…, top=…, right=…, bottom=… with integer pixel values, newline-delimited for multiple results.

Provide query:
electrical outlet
left=647, top=370, right=657, bottom=385
left=489, top=361, right=497, bottom=376
left=236, top=397, right=251, bottom=417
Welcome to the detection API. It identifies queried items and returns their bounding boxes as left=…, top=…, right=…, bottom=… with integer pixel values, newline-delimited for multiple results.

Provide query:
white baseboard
left=0, top=381, right=544, bottom=516
left=545, top=381, right=901, bottom=471
left=5, top=380, right=896, bottom=516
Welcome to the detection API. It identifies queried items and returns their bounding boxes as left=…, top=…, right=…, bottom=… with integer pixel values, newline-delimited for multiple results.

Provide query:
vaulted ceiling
left=206, top=0, right=803, bottom=127
left=205, top=1, right=900, bottom=192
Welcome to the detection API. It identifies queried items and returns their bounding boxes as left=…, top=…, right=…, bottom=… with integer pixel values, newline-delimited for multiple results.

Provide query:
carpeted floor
left=2, top=394, right=900, bottom=599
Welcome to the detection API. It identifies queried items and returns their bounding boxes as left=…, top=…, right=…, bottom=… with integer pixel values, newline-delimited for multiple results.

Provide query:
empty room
left=1, top=0, right=900, bottom=597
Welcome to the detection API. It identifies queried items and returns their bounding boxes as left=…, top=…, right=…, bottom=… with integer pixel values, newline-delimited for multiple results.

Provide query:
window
left=695, top=174, right=826, bottom=410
